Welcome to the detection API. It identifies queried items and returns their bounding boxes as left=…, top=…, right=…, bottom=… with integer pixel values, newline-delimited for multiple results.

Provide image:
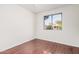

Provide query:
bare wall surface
left=35, top=5, right=79, bottom=47
left=0, top=5, right=35, bottom=51
left=0, top=4, right=79, bottom=51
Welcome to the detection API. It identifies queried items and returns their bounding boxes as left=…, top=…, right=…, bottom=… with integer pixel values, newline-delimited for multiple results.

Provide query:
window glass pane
left=44, top=13, right=62, bottom=30
left=44, top=15, right=53, bottom=30
left=53, top=13, right=62, bottom=30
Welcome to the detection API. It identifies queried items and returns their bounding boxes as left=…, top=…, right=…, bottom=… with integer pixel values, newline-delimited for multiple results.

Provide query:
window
left=44, top=13, right=62, bottom=30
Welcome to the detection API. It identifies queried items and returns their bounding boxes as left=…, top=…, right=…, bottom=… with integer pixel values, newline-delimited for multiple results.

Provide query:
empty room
left=0, top=4, right=79, bottom=54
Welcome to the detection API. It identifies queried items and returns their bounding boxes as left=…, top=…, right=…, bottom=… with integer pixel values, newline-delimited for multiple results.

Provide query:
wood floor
left=0, top=39, right=79, bottom=54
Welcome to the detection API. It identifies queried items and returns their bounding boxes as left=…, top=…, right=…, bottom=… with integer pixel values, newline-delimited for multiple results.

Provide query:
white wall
left=0, top=5, right=35, bottom=51
left=0, top=4, right=79, bottom=51
left=35, top=5, right=79, bottom=47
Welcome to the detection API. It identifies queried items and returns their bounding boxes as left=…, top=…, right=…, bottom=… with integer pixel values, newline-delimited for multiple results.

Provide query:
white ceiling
left=19, top=4, right=67, bottom=13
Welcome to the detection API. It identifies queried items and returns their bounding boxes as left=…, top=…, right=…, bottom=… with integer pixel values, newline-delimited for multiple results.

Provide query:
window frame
left=43, top=12, right=62, bottom=30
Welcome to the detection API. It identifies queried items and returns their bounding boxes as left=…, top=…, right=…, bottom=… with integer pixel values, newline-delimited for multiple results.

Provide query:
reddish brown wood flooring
left=0, top=39, right=79, bottom=54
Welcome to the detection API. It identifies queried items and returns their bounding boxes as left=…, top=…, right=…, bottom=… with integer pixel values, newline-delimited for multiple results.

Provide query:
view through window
left=44, top=13, right=62, bottom=30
